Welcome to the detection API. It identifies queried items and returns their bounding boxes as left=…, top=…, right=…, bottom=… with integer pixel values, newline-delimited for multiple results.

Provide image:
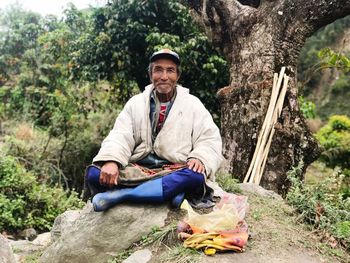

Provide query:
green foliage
left=287, top=161, right=350, bottom=250
left=298, top=16, right=350, bottom=94
left=215, top=171, right=241, bottom=193
left=0, top=4, right=45, bottom=80
left=109, top=224, right=180, bottom=263
left=297, top=16, right=350, bottom=120
left=2, top=113, right=115, bottom=190
left=314, top=74, right=350, bottom=119
left=299, top=96, right=316, bottom=119
left=69, top=0, right=229, bottom=115
left=0, top=1, right=229, bottom=195
left=160, top=245, right=200, bottom=263
left=316, top=115, right=350, bottom=169
left=0, top=154, right=84, bottom=232
left=318, top=48, right=350, bottom=72
left=316, top=115, right=350, bottom=198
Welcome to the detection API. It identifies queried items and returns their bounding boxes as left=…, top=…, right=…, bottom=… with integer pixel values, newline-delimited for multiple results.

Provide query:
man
left=86, top=48, right=222, bottom=211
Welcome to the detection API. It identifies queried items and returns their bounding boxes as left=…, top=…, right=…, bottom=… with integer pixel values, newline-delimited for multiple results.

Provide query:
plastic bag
left=181, top=200, right=240, bottom=232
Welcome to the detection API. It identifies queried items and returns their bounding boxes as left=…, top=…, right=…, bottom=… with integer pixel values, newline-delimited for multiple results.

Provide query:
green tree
left=0, top=4, right=44, bottom=76
left=69, top=0, right=229, bottom=115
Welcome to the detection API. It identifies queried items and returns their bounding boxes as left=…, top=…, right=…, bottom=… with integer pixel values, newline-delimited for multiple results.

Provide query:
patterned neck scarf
left=150, top=87, right=177, bottom=143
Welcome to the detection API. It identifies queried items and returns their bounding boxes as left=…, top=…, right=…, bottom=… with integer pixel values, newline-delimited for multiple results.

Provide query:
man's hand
left=100, top=161, right=119, bottom=187
left=187, top=158, right=206, bottom=174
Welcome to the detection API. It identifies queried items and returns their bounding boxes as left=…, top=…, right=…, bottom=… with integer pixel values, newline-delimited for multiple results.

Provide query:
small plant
left=139, top=224, right=178, bottom=247
left=299, top=96, right=316, bottom=119
left=160, top=244, right=200, bottom=263
left=109, top=224, right=179, bottom=263
left=215, top=171, right=241, bottom=193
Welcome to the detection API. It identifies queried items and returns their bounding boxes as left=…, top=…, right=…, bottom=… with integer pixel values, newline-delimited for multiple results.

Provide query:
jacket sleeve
left=92, top=99, right=136, bottom=167
left=187, top=99, right=223, bottom=180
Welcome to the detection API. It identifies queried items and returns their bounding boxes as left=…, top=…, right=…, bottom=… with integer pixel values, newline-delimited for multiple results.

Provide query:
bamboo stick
left=243, top=70, right=282, bottom=183
left=255, top=74, right=289, bottom=185
left=247, top=67, right=286, bottom=183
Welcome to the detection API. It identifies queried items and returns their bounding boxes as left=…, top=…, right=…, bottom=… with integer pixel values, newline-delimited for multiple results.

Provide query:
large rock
left=50, top=208, right=82, bottom=242
left=0, top=234, right=15, bottom=263
left=40, top=203, right=168, bottom=263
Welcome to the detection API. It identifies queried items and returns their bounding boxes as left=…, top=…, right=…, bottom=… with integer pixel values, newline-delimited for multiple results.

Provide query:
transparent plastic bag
left=181, top=200, right=240, bottom=232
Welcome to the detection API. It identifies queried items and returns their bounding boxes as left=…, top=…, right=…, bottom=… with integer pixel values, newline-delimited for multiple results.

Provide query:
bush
left=316, top=115, right=350, bottom=168
left=287, top=162, right=350, bottom=250
left=0, top=154, right=84, bottom=233
left=299, top=96, right=316, bottom=119
left=2, top=109, right=118, bottom=191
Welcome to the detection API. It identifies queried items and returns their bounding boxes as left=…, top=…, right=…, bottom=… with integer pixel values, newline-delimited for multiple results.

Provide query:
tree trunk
left=184, top=0, right=350, bottom=194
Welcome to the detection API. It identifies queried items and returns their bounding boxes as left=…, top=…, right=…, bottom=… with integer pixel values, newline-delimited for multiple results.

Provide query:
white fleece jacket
left=93, top=84, right=223, bottom=180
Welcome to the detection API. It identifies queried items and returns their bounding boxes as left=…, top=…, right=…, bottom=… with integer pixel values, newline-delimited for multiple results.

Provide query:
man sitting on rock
left=85, top=48, right=223, bottom=212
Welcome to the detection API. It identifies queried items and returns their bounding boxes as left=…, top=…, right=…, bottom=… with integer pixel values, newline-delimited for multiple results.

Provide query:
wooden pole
left=255, top=74, right=289, bottom=185
left=243, top=69, right=283, bottom=183
left=245, top=67, right=286, bottom=183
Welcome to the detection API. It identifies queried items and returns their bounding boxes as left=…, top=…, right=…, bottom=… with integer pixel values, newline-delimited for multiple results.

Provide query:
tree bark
left=184, top=0, right=350, bottom=194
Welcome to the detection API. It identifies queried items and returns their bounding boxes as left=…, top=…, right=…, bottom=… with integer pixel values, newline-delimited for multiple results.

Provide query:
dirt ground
left=149, top=188, right=350, bottom=263
left=18, top=184, right=349, bottom=263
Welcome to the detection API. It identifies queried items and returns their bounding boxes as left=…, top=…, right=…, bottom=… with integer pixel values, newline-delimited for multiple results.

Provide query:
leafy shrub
left=316, top=115, right=350, bottom=169
left=287, top=162, right=350, bottom=250
left=215, top=171, right=241, bottom=193
left=0, top=154, right=84, bottom=232
left=2, top=109, right=117, bottom=191
left=299, top=96, right=316, bottom=119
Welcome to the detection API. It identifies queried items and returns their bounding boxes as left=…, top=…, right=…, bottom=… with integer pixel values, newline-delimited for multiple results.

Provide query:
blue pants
left=85, top=166, right=204, bottom=200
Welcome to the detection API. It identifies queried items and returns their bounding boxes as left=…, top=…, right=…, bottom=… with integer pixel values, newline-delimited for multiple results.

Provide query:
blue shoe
left=92, top=178, right=164, bottom=212
left=93, top=187, right=133, bottom=212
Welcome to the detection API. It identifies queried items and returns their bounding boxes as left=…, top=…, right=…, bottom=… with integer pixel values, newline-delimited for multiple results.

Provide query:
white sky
left=0, top=0, right=108, bottom=17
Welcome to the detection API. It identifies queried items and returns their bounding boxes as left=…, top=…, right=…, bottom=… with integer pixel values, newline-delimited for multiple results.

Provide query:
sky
left=0, top=0, right=108, bottom=17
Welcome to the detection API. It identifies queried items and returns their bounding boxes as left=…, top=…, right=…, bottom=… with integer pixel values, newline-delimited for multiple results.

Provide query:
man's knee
left=86, top=166, right=101, bottom=185
left=162, top=168, right=205, bottom=199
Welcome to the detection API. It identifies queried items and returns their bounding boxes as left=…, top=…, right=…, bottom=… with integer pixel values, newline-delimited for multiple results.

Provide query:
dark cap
left=150, top=48, right=180, bottom=65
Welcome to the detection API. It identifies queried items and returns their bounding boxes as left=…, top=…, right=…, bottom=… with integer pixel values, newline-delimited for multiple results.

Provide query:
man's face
left=150, top=58, right=179, bottom=95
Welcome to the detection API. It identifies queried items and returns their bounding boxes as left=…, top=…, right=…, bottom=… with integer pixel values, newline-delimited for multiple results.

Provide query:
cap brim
left=150, top=53, right=180, bottom=65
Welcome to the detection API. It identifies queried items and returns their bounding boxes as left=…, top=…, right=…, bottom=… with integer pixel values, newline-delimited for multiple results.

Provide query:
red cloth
left=156, top=104, right=167, bottom=133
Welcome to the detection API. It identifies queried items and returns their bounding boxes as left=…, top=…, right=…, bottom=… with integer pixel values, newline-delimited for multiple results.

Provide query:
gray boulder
left=40, top=203, right=168, bottom=263
left=0, top=234, right=15, bottom=263
left=51, top=208, right=83, bottom=242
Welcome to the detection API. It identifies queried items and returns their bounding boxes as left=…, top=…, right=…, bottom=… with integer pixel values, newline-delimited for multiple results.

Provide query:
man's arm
left=187, top=100, right=223, bottom=179
left=93, top=99, right=136, bottom=167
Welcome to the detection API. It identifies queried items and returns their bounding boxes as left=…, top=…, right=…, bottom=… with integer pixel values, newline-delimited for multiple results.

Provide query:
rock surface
left=51, top=208, right=82, bottom=241
left=0, top=234, right=15, bottom=263
left=238, top=183, right=282, bottom=200
left=18, top=228, right=37, bottom=241
left=123, top=249, right=152, bottom=263
left=40, top=203, right=168, bottom=263
left=10, top=232, right=51, bottom=262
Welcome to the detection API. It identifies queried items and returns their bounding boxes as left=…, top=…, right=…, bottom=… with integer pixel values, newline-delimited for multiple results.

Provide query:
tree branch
left=184, top=0, right=258, bottom=55
left=279, top=0, right=350, bottom=37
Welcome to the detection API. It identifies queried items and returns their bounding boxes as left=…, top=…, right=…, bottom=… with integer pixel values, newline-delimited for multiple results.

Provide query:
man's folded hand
left=100, top=161, right=120, bottom=187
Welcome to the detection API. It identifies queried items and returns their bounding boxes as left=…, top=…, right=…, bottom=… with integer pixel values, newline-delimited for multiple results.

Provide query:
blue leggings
left=85, top=166, right=205, bottom=200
